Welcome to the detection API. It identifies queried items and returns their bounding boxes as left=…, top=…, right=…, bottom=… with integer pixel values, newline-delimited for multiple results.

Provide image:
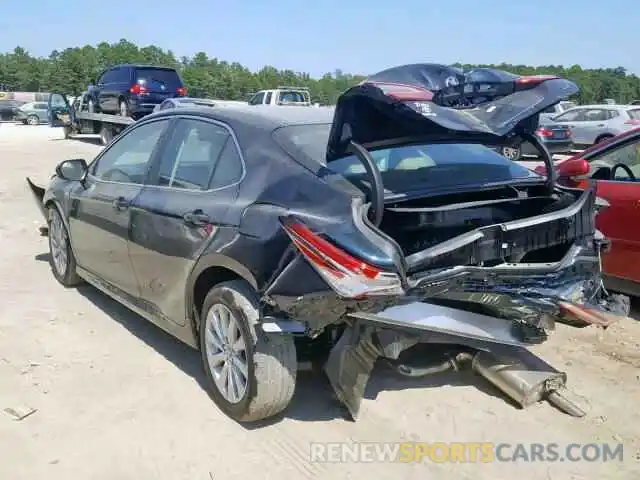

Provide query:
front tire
left=27, top=115, right=39, bottom=125
left=199, top=280, right=297, bottom=422
left=47, top=206, right=82, bottom=287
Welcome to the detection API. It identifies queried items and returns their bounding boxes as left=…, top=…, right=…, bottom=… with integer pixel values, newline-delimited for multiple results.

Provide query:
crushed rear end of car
left=265, top=64, right=632, bottom=420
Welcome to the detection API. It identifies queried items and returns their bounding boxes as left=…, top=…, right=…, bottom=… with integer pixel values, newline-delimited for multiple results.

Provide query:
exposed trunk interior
left=378, top=185, right=581, bottom=267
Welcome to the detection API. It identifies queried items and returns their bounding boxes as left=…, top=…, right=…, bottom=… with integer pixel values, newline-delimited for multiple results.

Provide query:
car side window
left=160, top=100, right=173, bottom=110
left=594, top=140, right=640, bottom=180
left=153, top=119, right=230, bottom=190
left=92, top=120, right=169, bottom=184
left=555, top=109, right=583, bottom=122
left=607, top=109, right=620, bottom=119
left=583, top=109, right=608, bottom=122
left=209, top=137, right=243, bottom=189
left=265, top=92, right=272, bottom=105
left=249, top=92, right=265, bottom=105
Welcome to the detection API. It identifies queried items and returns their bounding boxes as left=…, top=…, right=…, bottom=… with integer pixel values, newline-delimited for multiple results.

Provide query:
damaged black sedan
left=27, top=64, right=630, bottom=423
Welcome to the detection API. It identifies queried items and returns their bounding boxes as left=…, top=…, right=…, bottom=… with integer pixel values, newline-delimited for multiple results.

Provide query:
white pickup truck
left=247, top=87, right=313, bottom=106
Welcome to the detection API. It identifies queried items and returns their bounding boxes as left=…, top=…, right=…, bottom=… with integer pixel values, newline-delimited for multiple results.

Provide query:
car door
left=579, top=108, right=611, bottom=144
left=128, top=116, right=244, bottom=325
left=68, top=118, right=173, bottom=297
left=556, top=108, right=607, bottom=145
left=34, top=102, right=49, bottom=122
left=588, top=138, right=640, bottom=285
left=48, top=92, right=73, bottom=127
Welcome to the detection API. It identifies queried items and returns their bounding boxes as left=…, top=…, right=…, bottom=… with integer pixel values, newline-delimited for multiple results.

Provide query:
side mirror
left=56, top=159, right=88, bottom=182
left=561, top=159, right=590, bottom=177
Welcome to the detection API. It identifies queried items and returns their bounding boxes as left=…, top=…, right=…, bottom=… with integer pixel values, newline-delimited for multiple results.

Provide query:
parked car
left=534, top=127, right=640, bottom=297
left=0, top=99, right=24, bottom=121
left=14, top=101, right=49, bottom=125
left=85, top=64, right=187, bottom=118
left=500, top=120, right=574, bottom=160
left=549, top=104, right=640, bottom=147
left=538, top=100, right=578, bottom=122
left=26, top=64, right=628, bottom=424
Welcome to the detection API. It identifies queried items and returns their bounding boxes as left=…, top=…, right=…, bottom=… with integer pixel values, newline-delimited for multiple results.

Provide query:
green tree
left=2, top=40, right=640, bottom=105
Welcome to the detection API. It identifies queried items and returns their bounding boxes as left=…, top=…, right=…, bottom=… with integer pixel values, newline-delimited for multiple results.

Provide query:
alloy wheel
left=48, top=209, right=68, bottom=277
left=204, top=303, right=249, bottom=404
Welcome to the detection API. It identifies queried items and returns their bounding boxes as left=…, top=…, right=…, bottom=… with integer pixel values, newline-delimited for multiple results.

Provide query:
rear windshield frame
left=272, top=123, right=542, bottom=194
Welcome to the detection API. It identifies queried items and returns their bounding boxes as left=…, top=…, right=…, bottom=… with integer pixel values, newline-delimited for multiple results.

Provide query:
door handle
left=597, top=124, right=605, bottom=127
left=112, top=196, right=130, bottom=210
left=183, top=210, right=210, bottom=226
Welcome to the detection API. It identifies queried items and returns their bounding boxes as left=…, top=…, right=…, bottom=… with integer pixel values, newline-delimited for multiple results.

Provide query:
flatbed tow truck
left=48, top=92, right=136, bottom=145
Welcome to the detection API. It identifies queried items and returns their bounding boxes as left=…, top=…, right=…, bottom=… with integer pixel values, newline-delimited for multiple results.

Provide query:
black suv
left=86, top=64, right=186, bottom=118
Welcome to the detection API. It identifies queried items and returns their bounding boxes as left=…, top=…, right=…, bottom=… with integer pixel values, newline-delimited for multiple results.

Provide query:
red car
left=535, top=128, right=640, bottom=297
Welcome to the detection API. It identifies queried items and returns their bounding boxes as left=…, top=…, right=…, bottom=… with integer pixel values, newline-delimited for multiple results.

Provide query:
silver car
left=15, top=101, right=49, bottom=125
left=538, top=100, right=578, bottom=122
left=550, top=104, right=640, bottom=147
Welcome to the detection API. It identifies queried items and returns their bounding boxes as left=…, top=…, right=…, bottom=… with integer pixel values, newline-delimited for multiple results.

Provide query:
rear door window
left=152, top=118, right=230, bottom=190
left=554, top=109, right=585, bottom=122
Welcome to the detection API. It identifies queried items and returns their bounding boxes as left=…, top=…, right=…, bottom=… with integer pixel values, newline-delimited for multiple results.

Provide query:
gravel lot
left=1, top=124, right=639, bottom=480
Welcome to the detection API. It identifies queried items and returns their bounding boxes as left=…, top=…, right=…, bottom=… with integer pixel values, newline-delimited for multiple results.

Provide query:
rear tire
left=47, top=205, right=82, bottom=287
left=119, top=99, right=130, bottom=117
left=199, top=280, right=297, bottom=422
left=99, top=125, right=113, bottom=146
left=27, top=115, right=39, bottom=125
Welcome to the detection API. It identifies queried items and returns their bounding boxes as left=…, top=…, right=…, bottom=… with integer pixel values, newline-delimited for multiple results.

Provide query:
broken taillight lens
left=367, top=82, right=434, bottom=102
left=281, top=219, right=404, bottom=298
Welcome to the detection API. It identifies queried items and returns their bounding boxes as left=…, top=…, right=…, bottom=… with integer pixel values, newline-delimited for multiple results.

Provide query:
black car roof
left=149, top=104, right=335, bottom=130
left=110, top=64, right=179, bottom=70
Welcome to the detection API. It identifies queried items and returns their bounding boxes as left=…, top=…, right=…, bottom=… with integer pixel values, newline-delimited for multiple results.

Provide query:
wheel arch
left=187, top=254, right=259, bottom=338
left=44, top=197, right=80, bottom=259
left=595, top=133, right=615, bottom=145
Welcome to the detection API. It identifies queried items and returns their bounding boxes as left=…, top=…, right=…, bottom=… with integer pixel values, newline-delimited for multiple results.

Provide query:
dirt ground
left=0, top=123, right=639, bottom=480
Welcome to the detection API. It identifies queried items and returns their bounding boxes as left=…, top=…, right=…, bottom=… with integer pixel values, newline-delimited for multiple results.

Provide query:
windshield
left=559, top=101, right=577, bottom=111
left=274, top=124, right=541, bottom=193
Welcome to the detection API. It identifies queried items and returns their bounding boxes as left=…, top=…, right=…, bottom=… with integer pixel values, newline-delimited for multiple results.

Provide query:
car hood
left=326, top=63, right=579, bottom=162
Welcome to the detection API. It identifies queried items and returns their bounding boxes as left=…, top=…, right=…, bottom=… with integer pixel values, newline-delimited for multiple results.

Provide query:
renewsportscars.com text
left=309, top=442, right=624, bottom=463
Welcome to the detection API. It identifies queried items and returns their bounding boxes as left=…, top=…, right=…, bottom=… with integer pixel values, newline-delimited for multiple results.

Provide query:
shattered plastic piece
left=4, top=406, right=37, bottom=421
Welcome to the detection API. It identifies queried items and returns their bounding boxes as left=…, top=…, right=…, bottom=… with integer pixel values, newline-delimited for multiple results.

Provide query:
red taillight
left=515, top=75, right=558, bottom=86
left=536, top=127, right=553, bottom=138
left=281, top=218, right=404, bottom=298
left=566, top=129, right=572, bottom=137
left=130, top=84, right=147, bottom=94
left=625, top=119, right=640, bottom=125
left=176, top=87, right=187, bottom=96
left=368, top=81, right=434, bottom=101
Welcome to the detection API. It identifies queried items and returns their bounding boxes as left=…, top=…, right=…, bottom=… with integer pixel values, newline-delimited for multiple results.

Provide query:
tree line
left=1, top=39, right=639, bottom=105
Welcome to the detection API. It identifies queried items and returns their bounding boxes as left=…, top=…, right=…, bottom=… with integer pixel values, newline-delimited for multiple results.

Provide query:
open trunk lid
left=325, top=63, right=578, bottom=161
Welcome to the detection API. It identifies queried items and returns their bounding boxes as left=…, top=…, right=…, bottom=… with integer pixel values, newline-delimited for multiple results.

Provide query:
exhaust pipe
left=391, top=350, right=585, bottom=417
